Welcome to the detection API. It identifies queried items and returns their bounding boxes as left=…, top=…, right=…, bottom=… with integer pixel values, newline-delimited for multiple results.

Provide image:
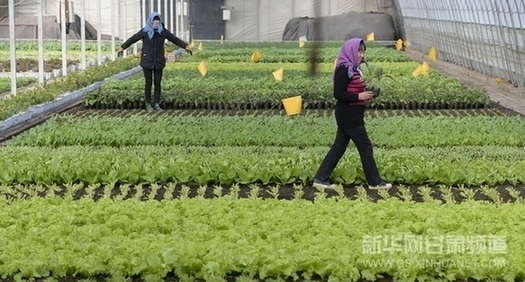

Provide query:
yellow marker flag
left=412, top=62, right=430, bottom=77
left=190, top=39, right=195, bottom=48
left=495, top=77, right=507, bottom=84
left=366, top=32, right=374, bottom=41
left=299, top=35, right=308, bottom=48
left=299, top=37, right=305, bottom=48
left=428, top=46, right=437, bottom=60
left=251, top=49, right=261, bottom=62
left=198, top=42, right=203, bottom=51
left=198, top=61, right=207, bottom=76
left=395, top=39, right=403, bottom=50
left=420, top=61, right=430, bottom=75
left=273, top=67, right=284, bottom=82
left=220, top=35, right=224, bottom=44
left=412, top=65, right=422, bottom=77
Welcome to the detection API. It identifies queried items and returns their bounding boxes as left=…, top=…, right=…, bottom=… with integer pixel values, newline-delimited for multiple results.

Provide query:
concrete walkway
left=405, top=49, right=525, bottom=116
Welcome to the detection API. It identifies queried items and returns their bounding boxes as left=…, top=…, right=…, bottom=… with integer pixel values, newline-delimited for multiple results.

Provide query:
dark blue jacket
left=121, top=27, right=188, bottom=69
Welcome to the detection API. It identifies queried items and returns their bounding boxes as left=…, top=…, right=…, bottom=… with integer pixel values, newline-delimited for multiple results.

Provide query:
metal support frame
left=111, top=0, right=116, bottom=61
left=97, top=0, right=102, bottom=65
left=396, top=0, right=525, bottom=88
left=80, top=0, right=86, bottom=69
left=169, top=0, right=174, bottom=32
left=37, top=0, right=44, bottom=84
left=61, top=0, right=67, bottom=75
left=9, top=0, right=16, bottom=95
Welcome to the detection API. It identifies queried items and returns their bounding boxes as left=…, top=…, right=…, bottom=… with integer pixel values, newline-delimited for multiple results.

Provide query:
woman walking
left=312, top=38, right=392, bottom=190
left=118, top=12, right=192, bottom=110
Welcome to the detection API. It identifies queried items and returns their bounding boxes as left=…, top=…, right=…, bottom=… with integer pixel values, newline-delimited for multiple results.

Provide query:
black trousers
left=143, top=68, right=163, bottom=104
left=314, top=125, right=383, bottom=186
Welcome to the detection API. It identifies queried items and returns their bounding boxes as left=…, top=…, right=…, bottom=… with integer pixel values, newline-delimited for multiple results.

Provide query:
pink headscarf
left=334, top=38, right=365, bottom=79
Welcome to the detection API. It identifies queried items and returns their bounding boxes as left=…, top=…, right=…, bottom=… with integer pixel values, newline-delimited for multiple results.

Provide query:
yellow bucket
left=281, top=95, right=302, bottom=116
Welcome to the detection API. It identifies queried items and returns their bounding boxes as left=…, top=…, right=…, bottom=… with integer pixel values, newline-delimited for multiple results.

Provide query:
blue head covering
left=143, top=12, right=164, bottom=39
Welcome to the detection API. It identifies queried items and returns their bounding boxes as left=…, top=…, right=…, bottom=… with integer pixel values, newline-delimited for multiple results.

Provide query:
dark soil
left=65, top=106, right=521, bottom=119
left=3, top=183, right=524, bottom=204
left=0, top=270, right=514, bottom=282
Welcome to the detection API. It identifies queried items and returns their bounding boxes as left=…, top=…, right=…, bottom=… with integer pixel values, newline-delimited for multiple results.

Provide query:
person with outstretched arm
left=312, top=38, right=392, bottom=190
left=118, top=11, right=192, bottom=111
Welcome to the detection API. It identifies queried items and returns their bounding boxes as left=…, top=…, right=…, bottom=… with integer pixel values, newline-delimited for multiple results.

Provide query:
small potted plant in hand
left=362, top=66, right=395, bottom=97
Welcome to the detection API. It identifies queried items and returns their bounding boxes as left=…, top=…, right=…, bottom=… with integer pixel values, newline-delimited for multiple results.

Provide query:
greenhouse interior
left=0, top=0, right=524, bottom=281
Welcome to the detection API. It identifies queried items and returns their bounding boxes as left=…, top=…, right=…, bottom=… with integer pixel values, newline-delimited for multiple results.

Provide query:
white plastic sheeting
left=0, top=0, right=158, bottom=40
left=1, top=0, right=386, bottom=41
left=400, top=0, right=524, bottom=28
left=397, top=0, right=525, bottom=87
left=53, top=0, right=143, bottom=40
left=222, top=0, right=383, bottom=41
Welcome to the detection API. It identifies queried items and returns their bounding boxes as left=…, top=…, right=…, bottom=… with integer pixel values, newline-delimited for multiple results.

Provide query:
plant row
left=9, top=115, right=525, bottom=148
left=1, top=41, right=405, bottom=62
left=1, top=40, right=331, bottom=52
left=181, top=41, right=382, bottom=50
left=0, top=41, right=116, bottom=51
left=0, top=51, right=115, bottom=63
left=71, top=108, right=516, bottom=119
left=176, top=41, right=414, bottom=63
left=82, top=62, right=490, bottom=108
left=0, top=77, right=37, bottom=93
left=165, top=61, right=422, bottom=73
left=0, top=197, right=519, bottom=281
left=5, top=144, right=525, bottom=162
left=0, top=56, right=140, bottom=122
left=85, top=98, right=489, bottom=111
left=0, top=58, right=80, bottom=72
left=180, top=47, right=414, bottom=63
left=1, top=182, right=521, bottom=205
left=0, top=145, right=523, bottom=185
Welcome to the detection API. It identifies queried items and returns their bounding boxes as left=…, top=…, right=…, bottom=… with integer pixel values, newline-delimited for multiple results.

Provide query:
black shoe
left=313, top=179, right=337, bottom=189
left=368, top=181, right=392, bottom=190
